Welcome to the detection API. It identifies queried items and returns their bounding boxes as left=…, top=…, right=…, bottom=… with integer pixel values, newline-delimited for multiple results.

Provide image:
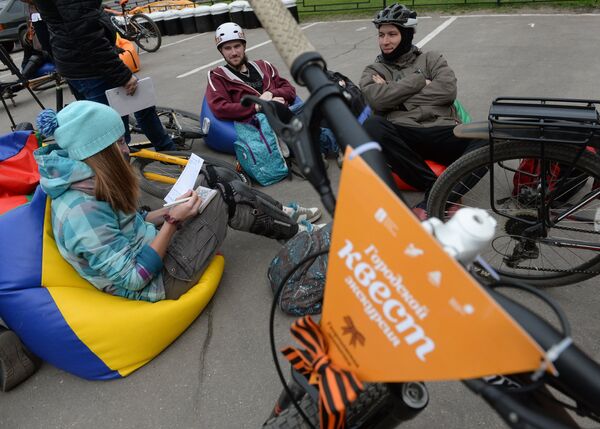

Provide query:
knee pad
left=203, top=164, right=243, bottom=189
left=217, top=181, right=297, bottom=240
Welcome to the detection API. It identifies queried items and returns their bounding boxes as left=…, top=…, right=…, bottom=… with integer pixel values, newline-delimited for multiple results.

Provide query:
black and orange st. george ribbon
left=282, top=316, right=364, bottom=429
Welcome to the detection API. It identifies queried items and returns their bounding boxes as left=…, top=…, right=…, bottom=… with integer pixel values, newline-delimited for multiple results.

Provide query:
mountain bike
left=126, top=105, right=250, bottom=198
left=128, top=107, right=204, bottom=151
left=426, top=98, right=600, bottom=287
left=130, top=149, right=250, bottom=199
left=237, top=0, right=600, bottom=427
left=105, top=0, right=161, bottom=53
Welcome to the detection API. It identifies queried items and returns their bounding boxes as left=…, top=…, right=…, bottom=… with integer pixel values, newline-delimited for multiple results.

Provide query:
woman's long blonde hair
left=85, top=143, right=139, bottom=214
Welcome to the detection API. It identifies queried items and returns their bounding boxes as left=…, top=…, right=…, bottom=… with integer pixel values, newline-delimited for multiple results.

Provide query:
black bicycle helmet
left=373, top=3, right=418, bottom=28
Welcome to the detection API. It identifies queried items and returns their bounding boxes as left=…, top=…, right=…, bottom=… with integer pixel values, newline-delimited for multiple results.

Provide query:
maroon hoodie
left=206, top=60, right=296, bottom=122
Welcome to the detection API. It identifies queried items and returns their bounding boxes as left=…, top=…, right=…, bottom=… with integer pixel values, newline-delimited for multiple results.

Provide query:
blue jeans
left=68, top=78, right=176, bottom=151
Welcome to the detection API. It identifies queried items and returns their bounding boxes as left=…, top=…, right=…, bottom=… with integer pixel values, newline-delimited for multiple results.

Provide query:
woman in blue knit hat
left=34, top=101, right=323, bottom=301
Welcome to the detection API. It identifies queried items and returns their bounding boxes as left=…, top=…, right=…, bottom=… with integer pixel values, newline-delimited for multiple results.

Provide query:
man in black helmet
left=360, top=3, right=483, bottom=219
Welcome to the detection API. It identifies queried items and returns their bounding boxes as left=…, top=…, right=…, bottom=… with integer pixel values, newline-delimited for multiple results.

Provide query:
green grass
left=297, top=0, right=599, bottom=19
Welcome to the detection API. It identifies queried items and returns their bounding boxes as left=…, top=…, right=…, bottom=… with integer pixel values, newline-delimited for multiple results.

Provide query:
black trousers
left=363, top=115, right=486, bottom=192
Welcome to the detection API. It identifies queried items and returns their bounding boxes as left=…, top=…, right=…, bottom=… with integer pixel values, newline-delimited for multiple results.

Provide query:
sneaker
left=0, top=327, right=41, bottom=392
left=297, top=219, right=327, bottom=234
left=284, top=202, right=322, bottom=223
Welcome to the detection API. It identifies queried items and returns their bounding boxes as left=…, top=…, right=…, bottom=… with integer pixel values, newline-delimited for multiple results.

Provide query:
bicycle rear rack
left=488, top=97, right=600, bottom=147
left=485, top=97, right=600, bottom=241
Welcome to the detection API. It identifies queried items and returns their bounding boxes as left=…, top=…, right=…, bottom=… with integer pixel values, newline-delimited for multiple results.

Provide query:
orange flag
left=320, top=149, right=545, bottom=382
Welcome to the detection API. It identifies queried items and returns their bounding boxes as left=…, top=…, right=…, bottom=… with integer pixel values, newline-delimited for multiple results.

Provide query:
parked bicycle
left=128, top=107, right=204, bottom=151
left=127, top=107, right=251, bottom=198
left=237, top=0, right=600, bottom=427
left=105, top=0, right=161, bottom=53
left=427, top=98, right=600, bottom=287
left=130, top=148, right=251, bottom=199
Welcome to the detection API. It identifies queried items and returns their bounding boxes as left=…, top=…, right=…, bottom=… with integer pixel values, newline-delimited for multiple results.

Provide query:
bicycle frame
left=105, top=3, right=135, bottom=40
left=129, top=148, right=187, bottom=184
left=245, top=0, right=600, bottom=426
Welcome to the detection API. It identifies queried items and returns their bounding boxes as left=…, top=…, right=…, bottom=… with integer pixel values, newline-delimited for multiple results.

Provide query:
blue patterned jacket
left=35, top=144, right=165, bottom=302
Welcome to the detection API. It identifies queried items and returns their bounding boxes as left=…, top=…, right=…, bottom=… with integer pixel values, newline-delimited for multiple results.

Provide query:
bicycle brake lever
left=240, top=95, right=292, bottom=126
left=241, top=95, right=335, bottom=214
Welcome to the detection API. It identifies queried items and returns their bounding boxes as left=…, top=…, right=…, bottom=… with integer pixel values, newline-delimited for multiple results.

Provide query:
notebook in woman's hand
left=194, top=186, right=218, bottom=213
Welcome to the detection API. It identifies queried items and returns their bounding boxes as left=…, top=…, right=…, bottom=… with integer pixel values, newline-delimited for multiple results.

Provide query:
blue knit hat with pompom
left=37, top=101, right=125, bottom=161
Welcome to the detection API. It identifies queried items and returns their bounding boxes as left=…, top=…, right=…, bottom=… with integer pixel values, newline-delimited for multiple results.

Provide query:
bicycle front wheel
left=131, top=151, right=250, bottom=199
left=263, top=383, right=390, bottom=429
left=131, top=13, right=161, bottom=53
left=427, top=141, right=600, bottom=286
left=129, top=107, right=203, bottom=149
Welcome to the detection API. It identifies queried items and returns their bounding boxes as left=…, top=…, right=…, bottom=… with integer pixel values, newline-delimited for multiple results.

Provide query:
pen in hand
left=163, top=196, right=194, bottom=208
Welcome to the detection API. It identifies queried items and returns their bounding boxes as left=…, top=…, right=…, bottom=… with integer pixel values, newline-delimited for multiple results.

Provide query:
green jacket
left=360, top=46, right=459, bottom=128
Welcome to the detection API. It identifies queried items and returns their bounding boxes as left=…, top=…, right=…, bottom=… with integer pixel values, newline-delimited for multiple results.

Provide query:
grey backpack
left=267, top=224, right=332, bottom=316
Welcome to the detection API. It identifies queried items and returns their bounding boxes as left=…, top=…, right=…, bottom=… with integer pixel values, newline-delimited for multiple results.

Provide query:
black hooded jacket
left=32, top=0, right=131, bottom=85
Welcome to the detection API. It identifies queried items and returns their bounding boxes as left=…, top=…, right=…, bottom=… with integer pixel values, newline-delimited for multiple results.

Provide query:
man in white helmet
left=206, top=22, right=296, bottom=122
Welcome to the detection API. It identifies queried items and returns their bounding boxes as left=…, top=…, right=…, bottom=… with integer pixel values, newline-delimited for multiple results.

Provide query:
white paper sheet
left=105, top=77, right=157, bottom=116
left=164, top=153, right=204, bottom=203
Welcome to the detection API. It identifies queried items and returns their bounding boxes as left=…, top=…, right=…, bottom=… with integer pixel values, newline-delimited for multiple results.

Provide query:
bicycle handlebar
left=248, top=0, right=600, bottom=424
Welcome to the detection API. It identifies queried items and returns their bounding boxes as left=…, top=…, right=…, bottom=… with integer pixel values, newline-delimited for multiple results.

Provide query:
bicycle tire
left=427, top=141, right=600, bottom=286
left=262, top=383, right=392, bottom=429
left=130, top=13, right=162, bottom=53
left=109, top=15, right=128, bottom=39
left=131, top=150, right=250, bottom=199
left=129, top=107, right=203, bottom=146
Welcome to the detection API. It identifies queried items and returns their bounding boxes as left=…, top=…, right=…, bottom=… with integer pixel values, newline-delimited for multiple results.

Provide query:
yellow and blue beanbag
left=0, top=187, right=224, bottom=380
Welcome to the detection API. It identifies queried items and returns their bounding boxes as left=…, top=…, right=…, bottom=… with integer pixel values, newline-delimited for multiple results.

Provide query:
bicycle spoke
left=428, top=141, right=600, bottom=285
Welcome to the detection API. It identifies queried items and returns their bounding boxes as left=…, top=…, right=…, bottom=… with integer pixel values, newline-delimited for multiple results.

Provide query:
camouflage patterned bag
left=267, top=224, right=332, bottom=316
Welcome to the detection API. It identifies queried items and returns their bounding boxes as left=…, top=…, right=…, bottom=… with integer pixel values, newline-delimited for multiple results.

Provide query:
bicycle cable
left=487, top=279, right=571, bottom=338
left=269, top=248, right=330, bottom=429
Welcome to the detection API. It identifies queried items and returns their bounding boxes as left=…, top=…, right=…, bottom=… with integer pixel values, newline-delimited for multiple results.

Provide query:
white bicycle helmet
left=215, top=22, right=246, bottom=49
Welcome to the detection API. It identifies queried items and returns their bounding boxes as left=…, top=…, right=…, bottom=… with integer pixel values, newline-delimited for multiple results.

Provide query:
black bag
left=326, top=70, right=370, bottom=122
left=267, top=224, right=332, bottom=316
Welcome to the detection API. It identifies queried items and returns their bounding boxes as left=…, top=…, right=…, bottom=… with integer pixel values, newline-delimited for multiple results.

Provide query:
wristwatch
left=163, top=214, right=182, bottom=229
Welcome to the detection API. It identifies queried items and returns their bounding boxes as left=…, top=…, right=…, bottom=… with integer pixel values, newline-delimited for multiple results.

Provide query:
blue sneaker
left=297, top=219, right=326, bottom=234
left=285, top=202, right=322, bottom=223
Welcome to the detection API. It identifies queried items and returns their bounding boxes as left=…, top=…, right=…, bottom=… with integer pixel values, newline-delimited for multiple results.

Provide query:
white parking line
left=173, top=14, right=445, bottom=78
left=139, top=33, right=204, bottom=55
left=441, top=12, right=600, bottom=18
left=176, top=22, right=320, bottom=79
left=416, top=16, right=457, bottom=48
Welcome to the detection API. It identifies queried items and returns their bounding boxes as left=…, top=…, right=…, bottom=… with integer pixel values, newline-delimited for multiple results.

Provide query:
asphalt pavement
left=1, top=11, right=600, bottom=429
